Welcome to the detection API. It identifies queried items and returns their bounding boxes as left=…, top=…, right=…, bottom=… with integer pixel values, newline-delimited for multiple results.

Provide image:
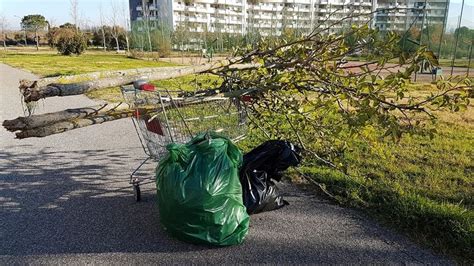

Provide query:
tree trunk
left=35, top=30, right=39, bottom=51
left=2, top=103, right=129, bottom=131
left=21, top=60, right=257, bottom=103
left=19, top=66, right=188, bottom=90
left=15, top=110, right=136, bottom=139
left=101, top=27, right=106, bottom=51
left=8, top=96, right=222, bottom=138
left=125, top=34, right=130, bottom=53
left=115, top=36, right=119, bottom=52
left=146, top=22, right=152, bottom=52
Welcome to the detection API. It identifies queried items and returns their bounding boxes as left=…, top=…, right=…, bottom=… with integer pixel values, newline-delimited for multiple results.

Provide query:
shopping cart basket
left=121, top=84, right=248, bottom=201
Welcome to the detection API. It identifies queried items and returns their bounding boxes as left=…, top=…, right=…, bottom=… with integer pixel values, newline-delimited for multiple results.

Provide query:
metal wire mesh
left=121, top=85, right=248, bottom=160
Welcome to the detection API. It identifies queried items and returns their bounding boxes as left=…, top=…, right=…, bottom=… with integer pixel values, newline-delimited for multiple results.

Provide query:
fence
left=129, top=0, right=472, bottom=75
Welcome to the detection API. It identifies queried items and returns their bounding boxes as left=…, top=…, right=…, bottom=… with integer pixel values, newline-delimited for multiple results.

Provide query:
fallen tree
left=4, top=94, right=237, bottom=138
left=3, top=103, right=129, bottom=131
left=20, top=60, right=258, bottom=103
left=4, top=11, right=471, bottom=142
left=14, top=109, right=136, bottom=139
left=19, top=66, right=188, bottom=89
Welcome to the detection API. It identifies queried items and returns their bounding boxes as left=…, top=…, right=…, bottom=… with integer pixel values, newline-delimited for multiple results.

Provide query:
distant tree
left=91, top=25, right=127, bottom=50
left=99, top=4, right=107, bottom=51
left=48, top=23, right=86, bottom=55
left=47, top=17, right=56, bottom=29
left=398, top=27, right=421, bottom=55
left=454, top=26, right=471, bottom=38
left=120, top=0, right=130, bottom=52
left=130, top=21, right=146, bottom=51
left=424, top=24, right=443, bottom=45
left=151, top=28, right=171, bottom=57
left=21, top=14, right=48, bottom=50
left=47, top=23, right=76, bottom=47
left=57, top=32, right=87, bottom=55
left=0, top=14, right=8, bottom=49
left=69, top=0, right=79, bottom=31
left=140, top=0, right=153, bottom=51
left=108, top=0, right=121, bottom=52
left=172, top=25, right=188, bottom=52
left=60, top=23, right=76, bottom=29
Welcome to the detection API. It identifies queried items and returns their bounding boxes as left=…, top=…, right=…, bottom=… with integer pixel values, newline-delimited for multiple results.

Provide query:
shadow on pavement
left=0, top=145, right=445, bottom=263
left=0, top=145, right=210, bottom=255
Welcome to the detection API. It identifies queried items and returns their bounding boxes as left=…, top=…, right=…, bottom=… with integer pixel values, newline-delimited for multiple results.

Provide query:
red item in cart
left=145, top=117, right=164, bottom=135
left=140, top=83, right=156, bottom=91
left=135, top=109, right=164, bottom=135
left=241, top=95, right=253, bottom=102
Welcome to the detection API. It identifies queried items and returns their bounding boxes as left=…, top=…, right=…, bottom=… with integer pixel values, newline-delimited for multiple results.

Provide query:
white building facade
left=130, top=0, right=376, bottom=36
left=375, top=0, right=449, bottom=32
left=129, top=0, right=448, bottom=35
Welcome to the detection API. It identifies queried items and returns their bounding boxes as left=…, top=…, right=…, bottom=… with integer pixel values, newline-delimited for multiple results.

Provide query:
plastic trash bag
left=240, top=140, right=301, bottom=214
left=155, top=132, right=250, bottom=246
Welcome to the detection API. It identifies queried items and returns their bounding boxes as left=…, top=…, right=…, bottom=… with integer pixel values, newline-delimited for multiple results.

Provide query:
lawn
left=264, top=83, right=473, bottom=262
left=0, top=50, right=177, bottom=77
left=1, top=50, right=472, bottom=262
left=296, top=104, right=473, bottom=261
left=233, top=81, right=473, bottom=261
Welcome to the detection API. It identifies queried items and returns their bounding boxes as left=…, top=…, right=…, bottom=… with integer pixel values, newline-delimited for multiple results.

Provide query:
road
left=0, top=63, right=452, bottom=264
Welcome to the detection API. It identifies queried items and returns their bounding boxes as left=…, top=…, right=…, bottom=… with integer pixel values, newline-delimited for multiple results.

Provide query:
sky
left=447, top=0, right=474, bottom=30
left=0, top=0, right=130, bottom=29
left=0, top=0, right=473, bottom=30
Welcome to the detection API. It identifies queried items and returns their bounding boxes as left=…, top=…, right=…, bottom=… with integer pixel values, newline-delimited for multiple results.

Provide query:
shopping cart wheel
left=133, top=184, right=141, bottom=202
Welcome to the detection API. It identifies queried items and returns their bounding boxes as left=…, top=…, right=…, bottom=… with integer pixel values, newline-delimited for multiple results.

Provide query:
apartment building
left=130, top=0, right=375, bottom=36
left=129, top=0, right=448, bottom=35
left=375, top=0, right=449, bottom=32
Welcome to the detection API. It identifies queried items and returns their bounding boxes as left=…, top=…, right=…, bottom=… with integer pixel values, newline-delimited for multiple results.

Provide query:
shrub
left=48, top=27, right=87, bottom=55
left=56, top=32, right=87, bottom=55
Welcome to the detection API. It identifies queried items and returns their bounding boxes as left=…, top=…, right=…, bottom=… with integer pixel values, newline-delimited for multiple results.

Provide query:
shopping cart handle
left=133, top=79, right=148, bottom=90
left=133, top=79, right=156, bottom=91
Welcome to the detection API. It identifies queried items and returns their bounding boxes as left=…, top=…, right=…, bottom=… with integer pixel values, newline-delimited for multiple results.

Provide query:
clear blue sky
left=0, top=0, right=473, bottom=30
left=0, top=0, right=129, bottom=29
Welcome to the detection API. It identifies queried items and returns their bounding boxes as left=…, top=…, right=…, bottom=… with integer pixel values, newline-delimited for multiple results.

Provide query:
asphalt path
left=0, top=63, right=452, bottom=264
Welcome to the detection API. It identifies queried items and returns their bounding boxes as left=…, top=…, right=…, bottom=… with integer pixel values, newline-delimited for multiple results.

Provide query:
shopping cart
left=121, top=84, right=249, bottom=201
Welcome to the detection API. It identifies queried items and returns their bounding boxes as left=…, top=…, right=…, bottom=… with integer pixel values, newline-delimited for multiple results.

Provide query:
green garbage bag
left=155, top=132, right=250, bottom=246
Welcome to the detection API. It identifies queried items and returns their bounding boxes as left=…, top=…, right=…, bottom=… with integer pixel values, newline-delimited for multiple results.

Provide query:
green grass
left=0, top=51, right=177, bottom=77
left=438, top=59, right=474, bottom=68
left=297, top=105, right=473, bottom=262
left=152, top=74, right=222, bottom=92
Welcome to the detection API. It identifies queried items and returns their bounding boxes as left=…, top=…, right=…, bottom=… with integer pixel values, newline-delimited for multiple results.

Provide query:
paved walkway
left=0, top=63, right=451, bottom=264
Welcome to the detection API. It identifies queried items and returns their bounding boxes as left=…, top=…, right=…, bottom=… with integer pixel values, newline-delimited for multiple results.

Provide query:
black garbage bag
left=240, top=140, right=301, bottom=214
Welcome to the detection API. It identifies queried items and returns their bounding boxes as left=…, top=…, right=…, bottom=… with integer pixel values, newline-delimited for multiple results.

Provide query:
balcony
left=176, top=16, right=209, bottom=23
